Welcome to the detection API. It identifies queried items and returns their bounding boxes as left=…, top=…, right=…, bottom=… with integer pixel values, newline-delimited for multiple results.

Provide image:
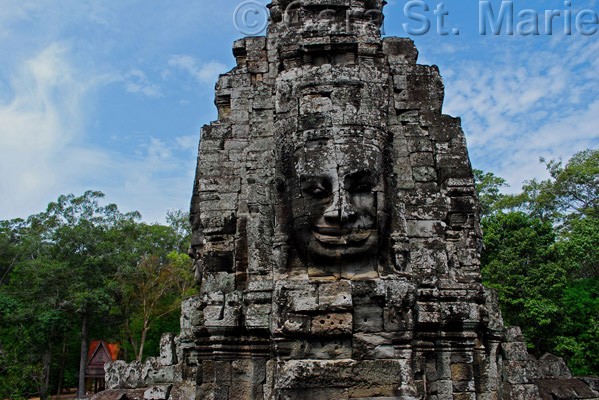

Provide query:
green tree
left=99, top=217, right=191, bottom=361
left=477, top=149, right=598, bottom=375
left=166, top=209, right=192, bottom=253
left=481, top=211, right=566, bottom=354
left=0, top=259, right=74, bottom=399
left=42, top=191, right=140, bottom=398
left=473, top=169, right=510, bottom=217
left=117, top=251, right=193, bottom=361
left=514, top=149, right=598, bottom=223
left=543, top=149, right=598, bottom=218
left=0, top=191, right=140, bottom=398
left=554, top=278, right=599, bottom=376
left=0, top=220, right=22, bottom=286
left=0, top=195, right=195, bottom=397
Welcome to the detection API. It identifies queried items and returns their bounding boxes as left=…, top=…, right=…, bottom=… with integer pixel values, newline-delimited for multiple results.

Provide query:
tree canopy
left=475, top=149, right=598, bottom=376
left=0, top=192, right=193, bottom=399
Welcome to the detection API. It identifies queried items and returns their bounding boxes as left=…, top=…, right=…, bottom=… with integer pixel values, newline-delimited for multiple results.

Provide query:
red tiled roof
left=87, top=341, right=120, bottom=363
left=105, top=342, right=120, bottom=361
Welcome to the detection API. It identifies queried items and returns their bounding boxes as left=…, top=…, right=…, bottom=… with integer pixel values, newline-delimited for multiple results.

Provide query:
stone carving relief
left=285, top=136, right=386, bottom=279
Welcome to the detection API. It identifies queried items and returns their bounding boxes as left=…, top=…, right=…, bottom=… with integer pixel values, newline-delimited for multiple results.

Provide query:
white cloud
left=175, top=134, right=199, bottom=152
left=0, top=5, right=214, bottom=223
left=139, top=137, right=174, bottom=162
left=440, top=35, right=599, bottom=192
left=0, top=43, right=117, bottom=219
left=95, top=135, right=197, bottom=223
left=124, top=68, right=163, bottom=98
left=0, top=2, right=227, bottom=222
left=168, top=55, right=227, bottom=85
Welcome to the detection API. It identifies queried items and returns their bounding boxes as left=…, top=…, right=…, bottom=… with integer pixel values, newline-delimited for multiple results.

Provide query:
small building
left=85, top=341, right=120, bottom=394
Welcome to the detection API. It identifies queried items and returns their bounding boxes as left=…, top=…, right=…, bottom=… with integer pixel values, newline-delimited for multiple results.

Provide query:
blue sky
left=0, top=0, right=597, bottom=222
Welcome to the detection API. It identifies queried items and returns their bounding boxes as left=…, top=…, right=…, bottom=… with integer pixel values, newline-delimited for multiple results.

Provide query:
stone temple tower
left=186, top=0, right=501, bottom=397
left=98, top=1, right=599, bottom=399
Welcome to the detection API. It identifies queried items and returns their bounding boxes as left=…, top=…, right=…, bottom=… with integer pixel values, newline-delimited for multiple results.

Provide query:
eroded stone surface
left=95, top=1, right=598, bottom=399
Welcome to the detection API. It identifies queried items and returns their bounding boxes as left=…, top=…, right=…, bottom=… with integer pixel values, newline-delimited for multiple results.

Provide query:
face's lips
left=312, top=226, right=352, bottom=236
left=312, top=230, right=372, bottom=245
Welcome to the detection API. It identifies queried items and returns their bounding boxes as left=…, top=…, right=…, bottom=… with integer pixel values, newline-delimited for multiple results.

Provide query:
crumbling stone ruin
left=95, top=1, right=599, bottom=399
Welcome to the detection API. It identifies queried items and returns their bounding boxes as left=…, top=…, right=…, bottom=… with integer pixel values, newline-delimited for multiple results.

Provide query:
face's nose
left=323, top=189, right=357, bottom=225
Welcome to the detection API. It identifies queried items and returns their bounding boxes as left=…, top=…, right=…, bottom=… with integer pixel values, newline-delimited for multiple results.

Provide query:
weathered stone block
left=410, top=152, right=434, bottom=167
left=285, top=285, right=319, bottom=312
left=353, top=305, right=383, bottom=333
left=144, top=385, right=172, bottom=400
left=505, top=326, right=526, bottom=342
left=281, top=388, right=349, bottom=400
left=501, top=343, right=530, bottom=362
left=501, top=383, right=541, bottom=399
left=416, top=301, right=442, bottom=324
left=353, top=333, right=400, bottom=360
left=382, top=37, right=418, bottom=64
left=124, top=361, right=143, bottom=388
left=276, top=360, right=405, bottom=390
left=159, top=333, right=177, bottom=366
left=92, top=389, right=146, bottom=400
left=318, top=281, right=352, bottom=310
left=306, top=339, right=353, bottom=360
left=348, top=385, right=399, bottom=398
left=406, top=220, right=446, bottom=238
left=452, top=393, right=476, bottom=400
left=245, top=303, right=271, bottom=328
left=451, top=363, right=474, bottom=382
left=311, top=313, right=353, bottom=336
left=383, top=306, right=413, bottom=332
left=537, top=353, right=573, bottom=378
left=413, top=166, right=437, bottom=182
left=281, top=313, right=311, bottom=334
left=502, top=360, right=532, bottom=384
left=203, top=302, right=240, bottom=327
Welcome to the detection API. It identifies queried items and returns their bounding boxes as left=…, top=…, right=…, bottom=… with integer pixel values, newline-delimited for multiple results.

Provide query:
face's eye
left=347, top=172, right=374, bottom=194
left=350, top=182, right=373, bottom=193
left=301, top=180, right=331, bottom=198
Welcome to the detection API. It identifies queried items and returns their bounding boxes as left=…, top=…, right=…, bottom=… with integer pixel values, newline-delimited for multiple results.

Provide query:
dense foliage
left=0, top=192, right=193, bottom=399
left=475, top=149, right=598, bottom=376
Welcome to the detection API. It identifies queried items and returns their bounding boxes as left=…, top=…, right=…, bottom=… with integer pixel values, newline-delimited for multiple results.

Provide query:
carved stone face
left=291, top=139, right=383, bottom=265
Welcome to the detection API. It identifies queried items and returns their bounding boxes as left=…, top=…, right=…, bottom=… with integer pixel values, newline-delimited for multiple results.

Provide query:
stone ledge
left=276, top=359, right=405, bottom=390
left=534, top=378, right=599, bottom=400
left=90, top=389, right=146, bottom=400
